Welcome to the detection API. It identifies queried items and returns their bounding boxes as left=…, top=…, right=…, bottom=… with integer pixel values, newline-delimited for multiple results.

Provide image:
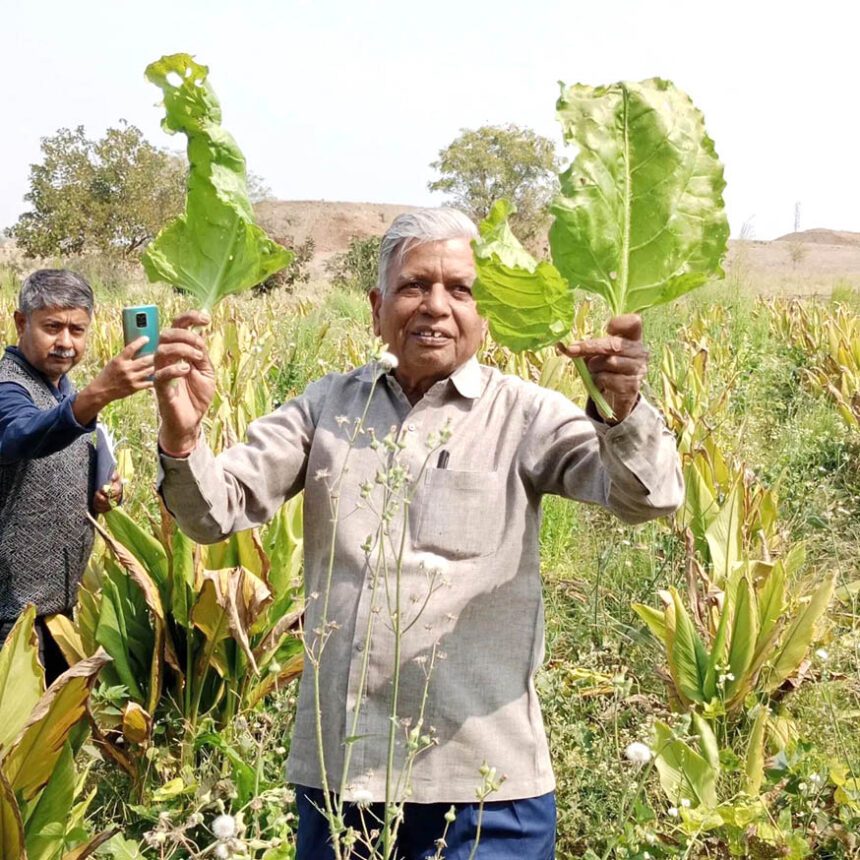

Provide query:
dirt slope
left=255, top=200, right=418, bottom=276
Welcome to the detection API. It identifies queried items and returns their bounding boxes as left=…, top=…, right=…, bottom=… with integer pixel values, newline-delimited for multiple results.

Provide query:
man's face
left=370, top=238, right=485, bottom=400
left=14, top=306, right=91, bottom=384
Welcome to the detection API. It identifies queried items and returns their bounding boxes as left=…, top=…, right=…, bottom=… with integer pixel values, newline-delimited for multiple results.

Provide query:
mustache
left=49, top=349, right=76, bottom=359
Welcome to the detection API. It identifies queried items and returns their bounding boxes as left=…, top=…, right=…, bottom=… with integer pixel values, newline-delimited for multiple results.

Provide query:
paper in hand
left=94, top=423, right=118, bottom=496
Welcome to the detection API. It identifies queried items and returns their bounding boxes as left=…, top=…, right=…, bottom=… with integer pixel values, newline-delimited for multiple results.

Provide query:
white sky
left=2, top=0, right=857, bottom=240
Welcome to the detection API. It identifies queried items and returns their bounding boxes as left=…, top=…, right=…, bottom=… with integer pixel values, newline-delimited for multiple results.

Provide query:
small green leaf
left=766, top=575, right=835, bottom=690
left=653, top=721, right=717, bottom=808
left=744, top=707, right=768, bottom=795
left=631, top=603, right=668, bottom=646
left=473, top=200, right=574, bottom=351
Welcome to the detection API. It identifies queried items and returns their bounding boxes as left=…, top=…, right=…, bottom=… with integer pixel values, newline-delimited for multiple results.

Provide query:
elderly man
left=0, top=269, right=153, bottom=680
left=155, top=209, right=683, bottom=859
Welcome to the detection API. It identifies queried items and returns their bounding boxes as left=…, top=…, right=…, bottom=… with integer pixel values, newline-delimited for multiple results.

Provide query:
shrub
left=326, top=235, right=381, bottom=293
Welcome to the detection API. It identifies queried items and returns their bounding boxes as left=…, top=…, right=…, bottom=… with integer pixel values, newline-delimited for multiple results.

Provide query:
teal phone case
left=122, top=305, right=159, bottom=356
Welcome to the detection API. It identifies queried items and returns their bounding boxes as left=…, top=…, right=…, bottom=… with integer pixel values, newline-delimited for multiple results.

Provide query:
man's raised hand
left=556, top=314, right=648, bottom=423
left=154, top=311, right=215, bottom=457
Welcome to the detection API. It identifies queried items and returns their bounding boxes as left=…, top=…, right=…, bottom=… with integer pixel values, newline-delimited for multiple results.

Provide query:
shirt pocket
left=413, top=468, right=502, bottom=559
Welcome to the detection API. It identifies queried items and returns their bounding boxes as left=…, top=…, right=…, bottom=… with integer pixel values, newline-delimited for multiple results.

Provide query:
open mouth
left=411, top=328, right=451, bottom=347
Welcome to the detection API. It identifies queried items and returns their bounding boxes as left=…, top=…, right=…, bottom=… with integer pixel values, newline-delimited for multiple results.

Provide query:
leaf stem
left=572, top=356, right=616, bottom=421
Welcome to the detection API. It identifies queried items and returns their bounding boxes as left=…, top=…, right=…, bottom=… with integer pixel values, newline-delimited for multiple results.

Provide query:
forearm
left=591, top=398, right=684, bottom=522
left=72, top=379, right=113, bottom=426
left=0, top=393, right=94, bottom=462
left=525, top=392, right=683, bottom=522
left=158, top=398, right=313, bottom=540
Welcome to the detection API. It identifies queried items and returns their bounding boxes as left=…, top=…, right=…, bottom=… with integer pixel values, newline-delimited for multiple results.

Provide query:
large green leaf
left=0, top=606, right=44, bottom=756
left=744, top=707, right=768, bottom=796
left=0, top=767, right=25, bottom=860
left=170, top=526, right=196, bottom=629
left=23, top=742, right=75, bottom=860
left=669, top=589, right=706, bottom=704
left=550, top=78, right=729, bottom=315
left=726, top=576, right=758, bottom=699
left=472, top=200, right=574, bottom=351
left=104, top=508, right=169, bottom=596
left=756, top=560, right=786, bottom=648
left=4, top=652, right=109, bottom=801
left=692, top=713, right=720, bottom=775
left=705, top=480, right=744, bottom=582
left=141, top=54, right=292, bottom=310
left=94, top=578, right=146, bottom=702
left=631, top=603, right=668, bottom=646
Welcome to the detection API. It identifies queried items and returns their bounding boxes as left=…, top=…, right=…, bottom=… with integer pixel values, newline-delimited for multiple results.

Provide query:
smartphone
left=122, top=305, right=159, bottom=356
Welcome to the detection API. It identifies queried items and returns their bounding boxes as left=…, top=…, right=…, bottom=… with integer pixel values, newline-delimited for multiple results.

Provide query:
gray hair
left=377, top=208, right=478, bottom=295
left=18, top=269, right=94, bottom=316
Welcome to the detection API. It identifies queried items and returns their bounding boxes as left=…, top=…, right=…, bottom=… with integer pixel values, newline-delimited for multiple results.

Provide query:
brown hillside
left=774, top=228, right=860, bottom=246
left=255, top=200, right=418, bottom=275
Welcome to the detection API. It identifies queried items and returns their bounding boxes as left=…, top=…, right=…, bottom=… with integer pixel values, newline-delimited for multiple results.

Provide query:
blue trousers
left=295, top=785, right=556, bottom=859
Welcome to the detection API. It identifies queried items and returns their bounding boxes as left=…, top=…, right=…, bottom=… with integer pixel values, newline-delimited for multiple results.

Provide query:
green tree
left=428, top=124, right=561, bottom=245
left=10, top=121, right=186, bottom=259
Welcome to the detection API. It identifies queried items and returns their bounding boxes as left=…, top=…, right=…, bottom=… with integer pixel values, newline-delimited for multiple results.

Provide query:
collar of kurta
left=357, top=355, right=483, bottom=400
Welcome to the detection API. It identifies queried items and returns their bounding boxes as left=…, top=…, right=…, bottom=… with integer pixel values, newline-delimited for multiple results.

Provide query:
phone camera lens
left=136, top=313, right=147, bottom=327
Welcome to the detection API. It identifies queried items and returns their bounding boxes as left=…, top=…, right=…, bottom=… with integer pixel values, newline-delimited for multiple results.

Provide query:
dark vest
left=0, top=354, right=95, bottom=621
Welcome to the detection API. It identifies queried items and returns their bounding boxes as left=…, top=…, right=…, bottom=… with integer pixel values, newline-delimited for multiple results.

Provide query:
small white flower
left=624, top=741, right=652, bottom=765
left=414, top=552, right=449, bottom=576
left=214, top=845, right=231, bottom=860
left=680, top=798, right=691, bottom=808
left=798, top=782, right=808, bottom=792
left=810, top=773, right=822, bottom=784
left=212, top=814, right=236, bottom=840
left=667, top=806, right=679, bottom=817
left=352, top=788, right=374, bottom=808
left=378, top=351, right=399, bottom=372
left=815, top=648, right=829, bottom=662
left=314, top=468, right=331, bottom=482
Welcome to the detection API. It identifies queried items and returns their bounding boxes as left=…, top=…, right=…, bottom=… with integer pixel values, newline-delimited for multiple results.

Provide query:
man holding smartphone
left=0, top=268, right=154, bottom=681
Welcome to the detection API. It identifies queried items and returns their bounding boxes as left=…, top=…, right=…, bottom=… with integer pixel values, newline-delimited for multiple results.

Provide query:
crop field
left=1, top=261, right=858, bottom=859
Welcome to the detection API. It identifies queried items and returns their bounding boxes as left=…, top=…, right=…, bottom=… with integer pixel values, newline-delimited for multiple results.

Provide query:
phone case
left=122, top=305, right=160, bottom=356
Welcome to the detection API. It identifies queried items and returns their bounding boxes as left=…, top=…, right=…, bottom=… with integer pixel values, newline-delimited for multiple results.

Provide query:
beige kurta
left=159, top=357, right=683, bottom=803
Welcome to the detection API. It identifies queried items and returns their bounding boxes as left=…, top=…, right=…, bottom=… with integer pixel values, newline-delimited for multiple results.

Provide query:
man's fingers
left=557, top=338, right=647, bottom=359
left=170, top=310, right=211, bottom=330
left=130, top=354, right=156, bottom=372
left=155, top=342, right=205, bottom=365
left=606, top=313, right=643, bottom=341
left=120, top=336, right=150, bottom=358
left=586, top=354, right=648, bottom=374
left=158, top=327, right=208, bottom=349
left=154, top=362, right=192, bottom=384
